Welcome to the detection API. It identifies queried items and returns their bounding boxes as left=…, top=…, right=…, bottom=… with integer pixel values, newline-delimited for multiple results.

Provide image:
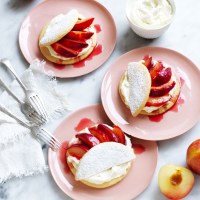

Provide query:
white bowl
left=126, top=0, right=176, bottom=39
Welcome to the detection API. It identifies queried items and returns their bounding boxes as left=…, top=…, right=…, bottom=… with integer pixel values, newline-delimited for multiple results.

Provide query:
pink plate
left=48, top=104, right=157, bottom=200
left=19, top=0, right=116, bottom=78
left=101, top=47, right=200, bottom=141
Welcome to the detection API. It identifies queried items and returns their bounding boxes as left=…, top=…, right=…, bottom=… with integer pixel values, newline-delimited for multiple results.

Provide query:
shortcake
left=119, top=55, right=181, bottom=116
left=66, top=123, right=135, bottom=188
left=39, top=9, right=97, bottom=65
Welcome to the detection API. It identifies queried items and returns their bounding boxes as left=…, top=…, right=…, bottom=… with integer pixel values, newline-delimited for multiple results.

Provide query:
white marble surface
left=0, top=0, right=200, bottom=199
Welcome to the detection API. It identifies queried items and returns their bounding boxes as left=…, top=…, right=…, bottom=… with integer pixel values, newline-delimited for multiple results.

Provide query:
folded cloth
left=0, top=60, right=69, bottom=183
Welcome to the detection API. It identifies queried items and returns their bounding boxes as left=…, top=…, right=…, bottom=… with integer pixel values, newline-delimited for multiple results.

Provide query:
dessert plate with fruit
left=19, top=0, right=116, bottom=78
left=101, top=46, right=200, bottom=140
left=48, top=104, right=157, bottom=200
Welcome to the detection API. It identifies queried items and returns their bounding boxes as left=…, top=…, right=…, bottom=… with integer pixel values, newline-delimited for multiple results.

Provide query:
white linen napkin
left=0, top=60, right=69, bottom=183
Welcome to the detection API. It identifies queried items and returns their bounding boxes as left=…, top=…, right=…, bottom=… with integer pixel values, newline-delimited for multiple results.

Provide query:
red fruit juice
left=132, top=143, right=146, bottom=154
left=148, top=114, right=164, bottom=122
left=129, top=136, right=146, bottom=155
left=170, top=96, right=185, bottom=112
left=73, top=44, right=103, bottom=68
left=94, top=24, right=102, bottom=33
left=74, top=118, right=96, bottom=132
left=53, top=63, right=66, bottom=70
left=180, top=77, right=185, bottom=87
left=59, top=141, right=70, bottom=174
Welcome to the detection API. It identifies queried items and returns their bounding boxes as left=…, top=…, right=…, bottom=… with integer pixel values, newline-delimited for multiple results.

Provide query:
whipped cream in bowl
left=126, top=0, right=176, bottom=39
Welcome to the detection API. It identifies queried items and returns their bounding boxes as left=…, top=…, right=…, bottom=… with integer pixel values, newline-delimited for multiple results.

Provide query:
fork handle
left=0, top=79, right=23, bottom=104
left=0, top=103, right=30, bottom=128
left=0, top=59, right=28, bottom=91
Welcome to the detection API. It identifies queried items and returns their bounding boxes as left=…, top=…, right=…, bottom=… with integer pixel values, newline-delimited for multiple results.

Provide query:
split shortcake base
left=119, top=62, right=151, bottom=117
left=119, top=55, right=181, bottom=116
left=39, top=9, right=97, bottom=65
left=66, top=124, right=135, bottom=188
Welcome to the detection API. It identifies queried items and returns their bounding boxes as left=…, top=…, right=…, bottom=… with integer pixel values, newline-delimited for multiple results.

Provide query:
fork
left=0, top=78, right=46, bottom=125
left=0, top=103, right=61, bottom=151
left=0, top=58, right=48, bottom=120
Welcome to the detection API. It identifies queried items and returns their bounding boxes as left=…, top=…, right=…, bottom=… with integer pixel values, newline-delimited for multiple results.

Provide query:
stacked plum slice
left=142, top=55, right=176, bottom=107
left=67, top=124, right=126, bottom=160
left=51, top=18, right=95, bottom=58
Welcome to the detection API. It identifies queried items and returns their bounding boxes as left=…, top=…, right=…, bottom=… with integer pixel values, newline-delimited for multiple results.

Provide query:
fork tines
left=29, top=112, right=47, bottom=125
left=36, top=128, right=61, bottom=151
left=30, top=95, right=48, bottom=120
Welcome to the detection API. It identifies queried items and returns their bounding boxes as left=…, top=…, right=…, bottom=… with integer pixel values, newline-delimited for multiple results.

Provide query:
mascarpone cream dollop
left=129, top=0, right=173, bottom=29
left=67, top=125, right=135, bottom=185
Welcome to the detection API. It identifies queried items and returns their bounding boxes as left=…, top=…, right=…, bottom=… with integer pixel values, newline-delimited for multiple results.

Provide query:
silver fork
left=0, top=78, right=46, bottom=125
left=0, top=58, right=48, bottom=120
left=0, top=103, right=61, bottom=151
